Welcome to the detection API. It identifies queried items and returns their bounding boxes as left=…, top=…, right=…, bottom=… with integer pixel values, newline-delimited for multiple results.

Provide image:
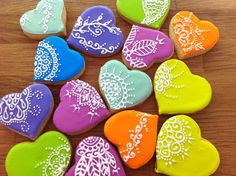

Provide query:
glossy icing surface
left=0, top=84, right=53, bottom=138
left=53, top=79, right=110, bottom=134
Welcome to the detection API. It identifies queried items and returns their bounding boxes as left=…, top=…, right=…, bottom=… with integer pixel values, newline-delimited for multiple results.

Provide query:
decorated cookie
left=53, top=79, right=110, bottom=135
left=156, top=115, right=220, bottom=176
left=66, top=136, right=126, bottom=176
left=154, top=59, right=212, bottom=114
left=123, top=25, right=174, bottom=70
left=99, top=60, right=153, bottom=112
left=169, top=11, right=220, bottom=59
left=117, top=0, right=171, bottom=29
left=6, top=131, right=71, bottom=176
left=34, top=36, right=85, bottom=84
left=0, top=84, right=53, bottom=139
left=20, top=0, right=67, bottom=40
left=67, top=6, right=124, bottom=57
left=104, top=110, right=158, bottom=169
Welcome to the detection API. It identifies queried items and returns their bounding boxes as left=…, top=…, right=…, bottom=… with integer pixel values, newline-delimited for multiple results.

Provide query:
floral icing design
left=120, top=113, right=150, bottom=162
left=74, top=137, right=121, bottom=176
left=156, top=116, right=194, bottom=166
left=154, top=60, right=185, bottom=99
left=0, top=87, right=43, bottom=133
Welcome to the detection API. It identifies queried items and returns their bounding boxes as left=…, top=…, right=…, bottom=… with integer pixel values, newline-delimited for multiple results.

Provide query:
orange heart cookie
left=104, top=110, right=158, bottom=169
left=169, top=11, right=220, bottom=59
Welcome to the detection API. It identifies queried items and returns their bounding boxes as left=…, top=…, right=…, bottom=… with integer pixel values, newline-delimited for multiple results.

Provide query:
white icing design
left=99, top=66, right=135, bottom=110
left=156, top=116, right=194, bottom=166
left=71, top=13, right=122, bottom=54
left=20, top=14, right=31, bottom=26
left=35, top=137, right=71, bottom=176
left=141, top=0, right=169, bottom=25
left=173, top=12, right=210, bottom=53
left=154, top=60, right=185, bottom=99
left=123, top=26, right=165, bottom=69
left=34, top=40, right=60, bottom=81
left=64, top=80, right=106, bottom=119
left=74, top=136, right=120, bottom=176
left=120, top=113, right=150, bottom=162
left=0, top=88, right=43, bottom=132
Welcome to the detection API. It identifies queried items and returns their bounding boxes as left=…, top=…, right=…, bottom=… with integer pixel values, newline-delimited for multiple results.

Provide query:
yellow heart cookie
left=169, top=11, right=220, bottom=59
left=154, top=59, right=212, bottom=114
left=156, top=115, right=220, bottom=176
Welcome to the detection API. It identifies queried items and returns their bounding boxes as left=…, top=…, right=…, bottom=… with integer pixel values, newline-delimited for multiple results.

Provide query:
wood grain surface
left=0, top=0, right=236, bottom=175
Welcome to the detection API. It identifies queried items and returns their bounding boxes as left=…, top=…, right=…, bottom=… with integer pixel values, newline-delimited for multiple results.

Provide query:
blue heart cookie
left=34, top=36, right=85, bottom=83
left=67, top=6, right=124, bottom=57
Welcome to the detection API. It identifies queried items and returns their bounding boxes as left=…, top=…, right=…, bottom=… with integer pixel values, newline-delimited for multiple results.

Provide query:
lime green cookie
left=6, top=131, right=71, bottom=176
left=156, top=115, right=220, bottom=176
left=117, top=0, right=171, bottom=29
left=154, top=59, right=212, bottom=114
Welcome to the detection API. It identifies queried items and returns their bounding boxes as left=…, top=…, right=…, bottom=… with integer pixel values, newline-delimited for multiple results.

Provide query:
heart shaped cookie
left=99, top=60, right=153, bottom=112
left=154, top=59, right=212, bottom=114
left=117, top=0, right=171, bottom=29
left=104, top=110, right=158, bottom=169
left=156, top=115, right=220, bottom=176
left=123, top=25, right=174, bottom=70
left=0, top=84, right=53, bottom=139
left=6, top=131, right=72, bottom=176
left=53, top=79, right=110, bottom=135
left=34, top=36, right=85, bottom=84
left=20, top=0, right=67, bottom=40
left=67, top=6, right=124, bottom=57
left=66, top=136, right=126, bottom=176
left=169, top=11, right=220, bottom=59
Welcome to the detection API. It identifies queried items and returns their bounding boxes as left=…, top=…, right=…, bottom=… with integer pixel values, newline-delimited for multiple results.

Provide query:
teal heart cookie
left=20, top=0, right=66, bottom=39
left=99, top=60, right=153, bottom=111
left=117, top=0, right=171, bottom=29
left=6, top=131, right=71, bottom=176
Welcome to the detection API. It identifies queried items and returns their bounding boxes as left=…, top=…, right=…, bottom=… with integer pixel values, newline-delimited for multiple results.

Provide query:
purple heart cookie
left=67, top=6, right=124, bottom=57
left=0, top=84, right=53, bottom=139
left=122, top=25, right=174, bottom=70
left=65, top=136, right=126, bottom=176
left=53, top=80, right=110, bottom=135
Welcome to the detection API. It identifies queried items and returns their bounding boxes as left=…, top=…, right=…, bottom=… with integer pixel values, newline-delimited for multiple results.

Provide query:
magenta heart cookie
left=122, top=25, right=174, bottom=70
left=53, top=80, right=110, bottom=134
left=65, top=136, right=126, bottom=176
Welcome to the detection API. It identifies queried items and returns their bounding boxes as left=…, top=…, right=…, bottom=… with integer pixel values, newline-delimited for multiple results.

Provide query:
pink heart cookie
left=53, top=80, right=110, bottom=135
left=122, top=25, right=174, bottom=70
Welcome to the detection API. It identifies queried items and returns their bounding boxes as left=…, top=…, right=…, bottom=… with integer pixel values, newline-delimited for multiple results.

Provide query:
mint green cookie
left=6, top=131, right=71, bottom=176
left=117, top=0, right=171, bottom=29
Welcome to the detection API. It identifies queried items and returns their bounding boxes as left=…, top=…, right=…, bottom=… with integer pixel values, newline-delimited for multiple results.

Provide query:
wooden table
left=0, top=0, right=236, bottom=175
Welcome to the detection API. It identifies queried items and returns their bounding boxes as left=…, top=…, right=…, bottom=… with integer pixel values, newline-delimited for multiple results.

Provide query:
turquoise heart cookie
left=20, top=0, right=66, bottom=39
left=99, top=60, right=153, bottom=111
left=34, top=36, right=85, bottom=84
left=6, top=131, right=71, bottom=176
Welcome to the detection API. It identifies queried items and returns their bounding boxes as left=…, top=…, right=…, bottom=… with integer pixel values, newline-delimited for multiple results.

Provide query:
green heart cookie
left=154, top=59, right=212, bottom=114
left=99, top=60, right=153, bottom=111
left=156, top=115, right=220, bottom=176
left=117, top=0, right=171, bottom=29
left=6, top=131, right=71, bottom=176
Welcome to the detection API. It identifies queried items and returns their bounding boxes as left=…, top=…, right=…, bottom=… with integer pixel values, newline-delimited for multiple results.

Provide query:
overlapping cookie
left=169, top=11, right=220, bottom=59
left=34, top=36, right=85, bottom=84
left=156, top=115, right=220, bottom=176
left=66, top=136, right=126, bottom=176
left=99, top=60, right=153, bottom=112
left=53, top=79, right=110, bottom=135
left=20, top=0, right=67, bottom=40
left=123, top=25, right=174, bottom=70
left=68, top=6, right=124, bottom=57
left=117, top=0, right=171, bottom=29
left=154, top=59, right=212, bottom=114
left=0, top=84, right=53, bottom=139
left=6, top=131, right=71, bottom=176
left=104, top=110, right=158, bottom=169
